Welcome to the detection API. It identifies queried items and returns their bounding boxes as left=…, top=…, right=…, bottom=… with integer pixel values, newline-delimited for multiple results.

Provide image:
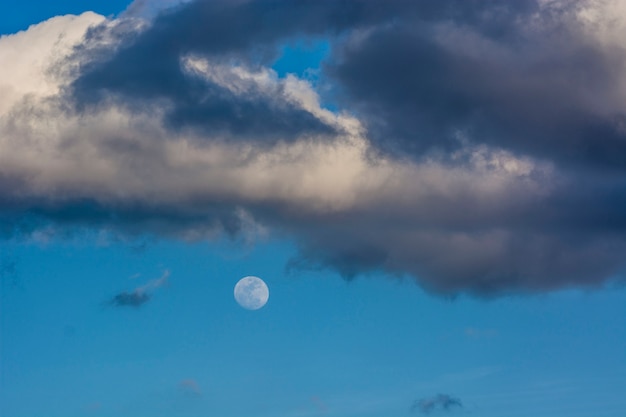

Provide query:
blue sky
left=0, top=0, right=130, bottom=33
left=4, top=237, right=625, bottom=417
left=1, top=1, right=626, bottom=417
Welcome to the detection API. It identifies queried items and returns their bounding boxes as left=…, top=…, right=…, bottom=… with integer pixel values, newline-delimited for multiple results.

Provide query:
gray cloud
left=110, top=290, right=151, bottom=307
left=328, top=1, right=626, bottom=170
left=69, top=1, right=535, bottom=140
left=66, top=0, right=398, bottom=141
left=109, top=271, right=169, bottom=308
left=411, top=394, right=463, bottom=414
left=1, top=1, right=626, bottom=297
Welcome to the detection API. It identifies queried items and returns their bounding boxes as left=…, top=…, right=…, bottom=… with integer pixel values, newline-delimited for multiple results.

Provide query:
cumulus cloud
left=328, top=1, right=626, bottom=170
left=411, top=394, right=463, bottom=414
left=1, top=0, right=626, bottom=296
left=109, top=270, right=169, bottom=307
left=0, top=12, right=106, bottom=115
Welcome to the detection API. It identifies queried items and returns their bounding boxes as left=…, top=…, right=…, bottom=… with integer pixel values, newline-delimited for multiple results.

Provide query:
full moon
left=234, top=276, right=269, bottom=310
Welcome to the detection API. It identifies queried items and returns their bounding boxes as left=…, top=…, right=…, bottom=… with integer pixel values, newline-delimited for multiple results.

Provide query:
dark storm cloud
left=286, top=172, right=626, bottom=295
left=68, top=0, right=538, bottom=140
left=68, top=0, right=409, bottom=140
left=327, top=1, right=626, bottom=170
left=71, top=0, right=626, bottom=167
left=411, top=394, right=463, bottom=414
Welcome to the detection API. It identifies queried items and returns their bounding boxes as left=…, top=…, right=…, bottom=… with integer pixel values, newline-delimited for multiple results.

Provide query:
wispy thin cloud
left=109, top=270, right=169, bottom=308
left=179, top=379, right=202, bottom=397
left=411, top=394, right=463, bottom=414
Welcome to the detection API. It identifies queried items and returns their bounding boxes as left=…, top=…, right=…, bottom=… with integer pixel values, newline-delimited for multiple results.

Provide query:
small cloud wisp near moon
left=108, top=270, right=169, bottom=308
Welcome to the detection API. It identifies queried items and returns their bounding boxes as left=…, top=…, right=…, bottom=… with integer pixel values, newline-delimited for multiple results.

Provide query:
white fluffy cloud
left=0, top=13, right=105, bottom=114
left=0, top=12, right=549, bottom=216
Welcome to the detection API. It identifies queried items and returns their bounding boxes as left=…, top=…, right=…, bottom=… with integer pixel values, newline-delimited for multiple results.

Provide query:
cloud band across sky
left=1, top=0, right=626, bottom=295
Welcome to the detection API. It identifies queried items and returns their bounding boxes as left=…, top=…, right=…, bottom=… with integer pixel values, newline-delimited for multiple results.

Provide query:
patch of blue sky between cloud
left=0, top=0, right=129, bottom=34
left=272, top=38, right=330, bottom=80
left=271, top=38, right=339, bottom=113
